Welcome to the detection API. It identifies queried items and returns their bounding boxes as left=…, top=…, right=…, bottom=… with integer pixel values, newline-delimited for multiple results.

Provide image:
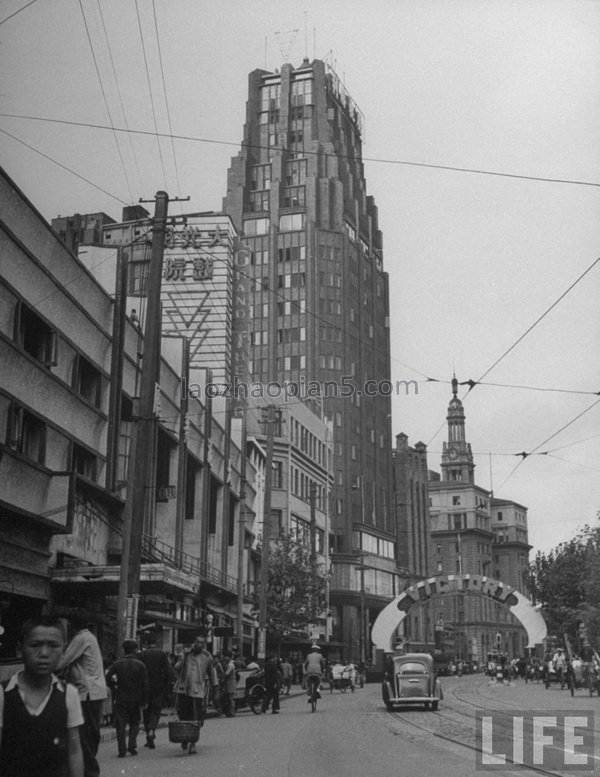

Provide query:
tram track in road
left=383, top=678, right=588, bottom=777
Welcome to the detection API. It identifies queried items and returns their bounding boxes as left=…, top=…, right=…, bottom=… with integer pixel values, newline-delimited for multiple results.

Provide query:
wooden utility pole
left=236, top=408, right=248, bottom=654
left=309, top=481, right=317, bottom=617
left=258, top=404, right=277, bottom=660
left=106, top=245, right=129, bottom=492
left=175, top=337, right=189, bottom=565
left=117, top=191, right=169, bottom=649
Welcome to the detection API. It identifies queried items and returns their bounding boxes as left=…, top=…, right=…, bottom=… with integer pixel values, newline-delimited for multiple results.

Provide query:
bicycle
left=307, top=675, right=320, bottom=712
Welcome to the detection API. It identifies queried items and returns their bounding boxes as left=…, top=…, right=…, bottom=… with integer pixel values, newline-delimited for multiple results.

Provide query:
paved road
left=95, top=676, right=600, bottom=777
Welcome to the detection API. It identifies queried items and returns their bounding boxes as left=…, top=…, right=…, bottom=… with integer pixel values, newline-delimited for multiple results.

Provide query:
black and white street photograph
left=1, top=1, right=599, bottom=775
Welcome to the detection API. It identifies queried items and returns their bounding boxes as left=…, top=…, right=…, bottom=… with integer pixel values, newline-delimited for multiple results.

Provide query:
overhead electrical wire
left=494, top=398, right=600, bottom=492
left=0, top=127, right=128, bottom=204
left=0, top=0, right=39, bottom=26
left=133, top=0, right=168, bottom=190
left=95, top=0, right=144, bottom=195
left=77, top=0, right=134, bottom=204
left=2, top=113, right=600, bottom=190
left=151, top=0, right=183, bottom=206
left=470, top=256, right=600, bottom=389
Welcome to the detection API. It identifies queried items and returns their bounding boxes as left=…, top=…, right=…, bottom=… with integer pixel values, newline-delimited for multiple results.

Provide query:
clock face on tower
left=448, top=447, right=458, bottom=460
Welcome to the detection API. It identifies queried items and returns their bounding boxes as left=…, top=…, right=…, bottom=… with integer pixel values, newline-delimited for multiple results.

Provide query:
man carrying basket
left=172, top=636, right=218, bottom=754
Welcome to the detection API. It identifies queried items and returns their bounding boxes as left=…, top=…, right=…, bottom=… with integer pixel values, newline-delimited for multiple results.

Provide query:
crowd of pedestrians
left=0, top=613, right=369, bottom=776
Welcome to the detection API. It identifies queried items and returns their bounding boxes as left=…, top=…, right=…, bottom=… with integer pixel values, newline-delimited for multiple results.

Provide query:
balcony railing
left=141, top=533, right=238, bottom=594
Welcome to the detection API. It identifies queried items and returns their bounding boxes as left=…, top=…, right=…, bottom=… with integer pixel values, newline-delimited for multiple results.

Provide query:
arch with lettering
left=371, top=573, right=547, bottom=652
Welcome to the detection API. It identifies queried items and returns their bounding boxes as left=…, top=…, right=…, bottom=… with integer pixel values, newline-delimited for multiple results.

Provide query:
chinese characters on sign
left=164, top=224, right=227, bottom=249
left=163, top=255, right=214, bottom=282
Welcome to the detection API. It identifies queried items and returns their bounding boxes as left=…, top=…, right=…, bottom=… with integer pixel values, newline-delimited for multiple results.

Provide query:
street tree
left=528, top=524, right=600, bottom=648
left=256, top=530, right=328, bottom=649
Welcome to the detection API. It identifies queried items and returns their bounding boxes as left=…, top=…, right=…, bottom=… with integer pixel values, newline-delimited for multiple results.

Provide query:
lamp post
left=354, top=551, right=367, bottom=664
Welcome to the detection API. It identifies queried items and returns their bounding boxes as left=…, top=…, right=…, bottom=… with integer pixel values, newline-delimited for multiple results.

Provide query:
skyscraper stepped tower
left=223, top=58, right=395, bottom=655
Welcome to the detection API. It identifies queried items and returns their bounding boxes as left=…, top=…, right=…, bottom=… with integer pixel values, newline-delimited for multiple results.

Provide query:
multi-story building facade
left=245, top=396, right=333, bottom=652
left=222, top=58, right=396, bottom=656
left=52, top=202, right=335, bottom=656
left=426, top=379, right=530, bottom=660
left=1, top=167, right=261, bottom=661
left=490, top=498, right=531, bottom=595
left=392, top=433, right=432, bottom=651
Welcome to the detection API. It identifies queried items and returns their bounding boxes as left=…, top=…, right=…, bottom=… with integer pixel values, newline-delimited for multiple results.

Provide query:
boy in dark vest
left=0, top=615, right=84, bottom=777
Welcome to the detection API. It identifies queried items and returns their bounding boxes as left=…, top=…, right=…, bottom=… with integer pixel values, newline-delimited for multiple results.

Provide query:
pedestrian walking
left=173, top=635, right=218, bottom=754
left=139, top=634, right=171, bottom=748
left=280, top=657, right=293, bottom=694
left=57, top=613, right=107, bottom=777
left=262, top=654, right=282, bottom=713
left=220, top=651, right=238, bottom=717
left=105, top=639, right=149, bottom=758
left=0, top=615, right=84, bottom=777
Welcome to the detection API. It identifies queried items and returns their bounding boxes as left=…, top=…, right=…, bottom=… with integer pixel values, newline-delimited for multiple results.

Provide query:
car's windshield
left=398, top=662, right=427, bottom=673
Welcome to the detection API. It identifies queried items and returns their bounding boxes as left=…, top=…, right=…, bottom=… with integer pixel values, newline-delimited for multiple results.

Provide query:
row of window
left=3, top=399, right=99, bottom=479
left=289, top=417, right=329, bottom=466
left=353, top=531, right=395, bottom=559
left=291, top=514, right=324, bottom=554
left=248, top=185, right=307, bottom=213
left=243, top=213, right=306, bottom=237
left=7, top=297, right=104, bottom=410
left=290, top=467, right=326, bottom=509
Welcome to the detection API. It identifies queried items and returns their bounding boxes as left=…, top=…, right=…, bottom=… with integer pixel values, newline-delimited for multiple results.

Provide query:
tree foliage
left=528, top=524, right=600, bottom=647
left=256, top=531, right=328, bottom=644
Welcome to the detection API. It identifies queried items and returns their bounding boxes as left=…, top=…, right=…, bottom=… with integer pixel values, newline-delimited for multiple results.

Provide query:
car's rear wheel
left=432, top=700, right=439, bottom=711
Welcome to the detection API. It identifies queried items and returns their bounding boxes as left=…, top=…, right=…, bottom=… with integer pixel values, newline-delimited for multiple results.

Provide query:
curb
left=99, top=688, right=307, bottom=743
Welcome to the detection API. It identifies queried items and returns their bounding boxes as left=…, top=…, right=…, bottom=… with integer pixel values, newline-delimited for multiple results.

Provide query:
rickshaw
left=329, top=662, right=356, bottom=693
left=382, top=652, right=443, bottom=711
left=210, top=668, right=266, bottom=714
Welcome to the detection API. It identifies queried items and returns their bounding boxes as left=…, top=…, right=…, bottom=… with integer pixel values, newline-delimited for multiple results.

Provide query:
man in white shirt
left=58, top=614, right=107, bottom=777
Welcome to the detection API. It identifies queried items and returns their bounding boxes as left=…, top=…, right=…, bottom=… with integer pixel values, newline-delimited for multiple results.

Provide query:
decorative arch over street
left=371, top=573, right=547, bottom=653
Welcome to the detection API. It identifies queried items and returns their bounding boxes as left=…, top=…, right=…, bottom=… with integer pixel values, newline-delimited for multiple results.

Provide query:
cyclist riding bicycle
left=304, top=645, right=326, bottom=703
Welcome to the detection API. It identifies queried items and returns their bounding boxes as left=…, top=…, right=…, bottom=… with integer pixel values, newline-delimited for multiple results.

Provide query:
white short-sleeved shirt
left=0, top=672, right=84, bottom=728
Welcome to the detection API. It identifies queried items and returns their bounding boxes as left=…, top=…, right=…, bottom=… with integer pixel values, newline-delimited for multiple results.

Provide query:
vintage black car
left=382, top=652, right=443, bottom=711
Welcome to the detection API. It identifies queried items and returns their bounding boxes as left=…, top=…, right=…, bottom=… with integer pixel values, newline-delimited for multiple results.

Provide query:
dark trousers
left=80, top=697, right=104, bottom=777
left=177, top=694, right=206, bottom=727
left=262, top=684, right=280, bottom=712
left=223, top=690, right=236, bottom=717
left=113, top=702, right=141, bottom=755
left=143, top=694, right=164, bottom=734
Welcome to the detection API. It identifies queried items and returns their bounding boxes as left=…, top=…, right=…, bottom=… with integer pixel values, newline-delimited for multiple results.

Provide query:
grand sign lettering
left=371, top=573, right=547, bottom=652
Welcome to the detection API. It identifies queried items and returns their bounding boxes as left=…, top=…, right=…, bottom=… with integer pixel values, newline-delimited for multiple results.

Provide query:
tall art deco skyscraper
left=223, top=58, right=396, bottom=654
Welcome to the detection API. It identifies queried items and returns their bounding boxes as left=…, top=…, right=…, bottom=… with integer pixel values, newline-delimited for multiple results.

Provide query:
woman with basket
left=172, top=636, right=218, bottom=754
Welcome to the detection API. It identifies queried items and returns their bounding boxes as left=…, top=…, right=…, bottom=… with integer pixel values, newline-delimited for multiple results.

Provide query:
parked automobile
left=382, top=652, right=443, bottom=711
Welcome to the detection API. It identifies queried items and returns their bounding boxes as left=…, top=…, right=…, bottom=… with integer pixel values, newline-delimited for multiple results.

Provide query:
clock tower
left=441, top=377, right=475, bottom=483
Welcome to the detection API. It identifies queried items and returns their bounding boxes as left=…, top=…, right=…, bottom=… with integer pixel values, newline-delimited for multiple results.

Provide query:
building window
left=13, top=302, right=57, bottom=366
left=6, top=405, right=46, bottom=464
left=452, top=496, right=461, bottom=506
left=279, top=213, right=304, bottom=232
left=72, top=443, right=97, bottom=481
left=497, top=512, right=503, bottom=520
left=272, top=461, right=283, bottom=489
left=128, top=258, right=149, bottom=296
left=185, top=458, right=198, bottom=520
left=155, top=430, right=172, bottom=501
left=282, top=186, right=305, bottom=208
left=244, top=218, right=269, bottom=236
left=249, top=191, right=270, bottom=212
left=250, top=163, right=271, bottom=190
left=72, top=354, right=102, bottom=407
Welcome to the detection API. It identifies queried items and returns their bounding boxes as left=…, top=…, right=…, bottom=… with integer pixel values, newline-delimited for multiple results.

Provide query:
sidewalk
left=99, top=684, right=307, bottom=743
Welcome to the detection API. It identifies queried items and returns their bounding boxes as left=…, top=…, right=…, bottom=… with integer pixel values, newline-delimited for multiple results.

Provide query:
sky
left=1, top=0, right=599, bottom=556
